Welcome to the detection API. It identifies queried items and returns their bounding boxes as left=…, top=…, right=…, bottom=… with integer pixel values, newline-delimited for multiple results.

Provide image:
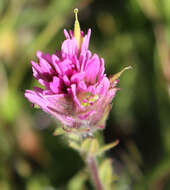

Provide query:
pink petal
left=58, top=59, right=73, bottom=76
left=81, top=29, right=91, bottom=53
left=96, top=77, right=110, bottom=96
left=61, top=38, right=78, bottom=56
left=39, top=57, right=54, bottom=74
left=45, top=93, right=72, bottom=114
left=31, top=61, right=42, bottom=75
left=64, top=29, right=70, bottom=39
left=71, top=72, right=85, bottom=83
left=78, top=110, right=96, bottom=120
left=80, top=50, right=92, bottom=72
left=51, top=54, right=62, bottom=75
left=70, top=84, right=83, bottom=109
left=36, top=50, right=43, bottom=59
left=97, top=58, right=105, bottom=82
left=77, top=81, right=87, bottom=91
left=62, top=75, right=71, bottom=86
left=87, top=85, right=96, bottom=95
left=85, top=54, right=100, bottom=84
left=25, top=89, right=48, bottom=112
left=49, top=76, right=62, bottom=94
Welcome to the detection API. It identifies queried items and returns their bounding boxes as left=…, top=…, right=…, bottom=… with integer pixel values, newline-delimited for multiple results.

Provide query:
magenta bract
left=25, top=28, right=120, bottom=133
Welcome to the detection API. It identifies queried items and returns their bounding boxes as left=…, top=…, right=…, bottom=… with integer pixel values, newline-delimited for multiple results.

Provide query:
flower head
left=25, top=9, right=130, bottom=134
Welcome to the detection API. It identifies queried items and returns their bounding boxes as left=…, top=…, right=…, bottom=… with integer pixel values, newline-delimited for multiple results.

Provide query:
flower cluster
left=25, top=9, right=127, bottom=133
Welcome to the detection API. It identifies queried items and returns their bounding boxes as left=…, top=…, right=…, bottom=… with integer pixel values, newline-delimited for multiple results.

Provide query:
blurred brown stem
left=87, top=156, right=105, bottom=190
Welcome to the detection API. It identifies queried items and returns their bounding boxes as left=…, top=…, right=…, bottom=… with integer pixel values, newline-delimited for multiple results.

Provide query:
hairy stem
left=87, top=155, right=105, bottom=190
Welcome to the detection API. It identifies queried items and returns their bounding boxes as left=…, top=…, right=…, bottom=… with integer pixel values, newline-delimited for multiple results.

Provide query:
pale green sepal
left=69, top=141, right=81, bottom=151
left=67, top=132, right=82, bottom=141
left=81, top=138, right=93, bottom=153
left=53, top=128, right=65, bottom=136
left=81, top=138, right=100, bottom=156
left=33, top=104, right=40, bottom=109
left=88, top=138, right=100, bottom=156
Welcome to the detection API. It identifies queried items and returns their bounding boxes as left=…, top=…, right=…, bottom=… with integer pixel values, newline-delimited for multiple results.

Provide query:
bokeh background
left=0, top=0, right=170, bottom=189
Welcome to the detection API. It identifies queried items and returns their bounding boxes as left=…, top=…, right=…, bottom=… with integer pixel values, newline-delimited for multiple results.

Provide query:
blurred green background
left=0, top=0, right=170, bottom=189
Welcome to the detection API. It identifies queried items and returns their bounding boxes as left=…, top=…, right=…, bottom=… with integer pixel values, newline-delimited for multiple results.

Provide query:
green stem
left=87, top=155, right=105, bottom=190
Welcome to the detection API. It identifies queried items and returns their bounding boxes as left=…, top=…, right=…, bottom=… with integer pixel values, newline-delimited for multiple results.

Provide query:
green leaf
left=99, top=159, right=117, bottom=190
left=67, top=172, right=87, bottom=190
left=97, top=140, right=119, bottom=155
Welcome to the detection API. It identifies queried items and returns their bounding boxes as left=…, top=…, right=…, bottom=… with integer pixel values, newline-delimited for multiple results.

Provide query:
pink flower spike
left=25, top=8, right=128, bottom=134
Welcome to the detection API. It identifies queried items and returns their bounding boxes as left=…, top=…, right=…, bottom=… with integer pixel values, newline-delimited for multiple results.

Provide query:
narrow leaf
left=98, top=140, right=119, bottom=155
